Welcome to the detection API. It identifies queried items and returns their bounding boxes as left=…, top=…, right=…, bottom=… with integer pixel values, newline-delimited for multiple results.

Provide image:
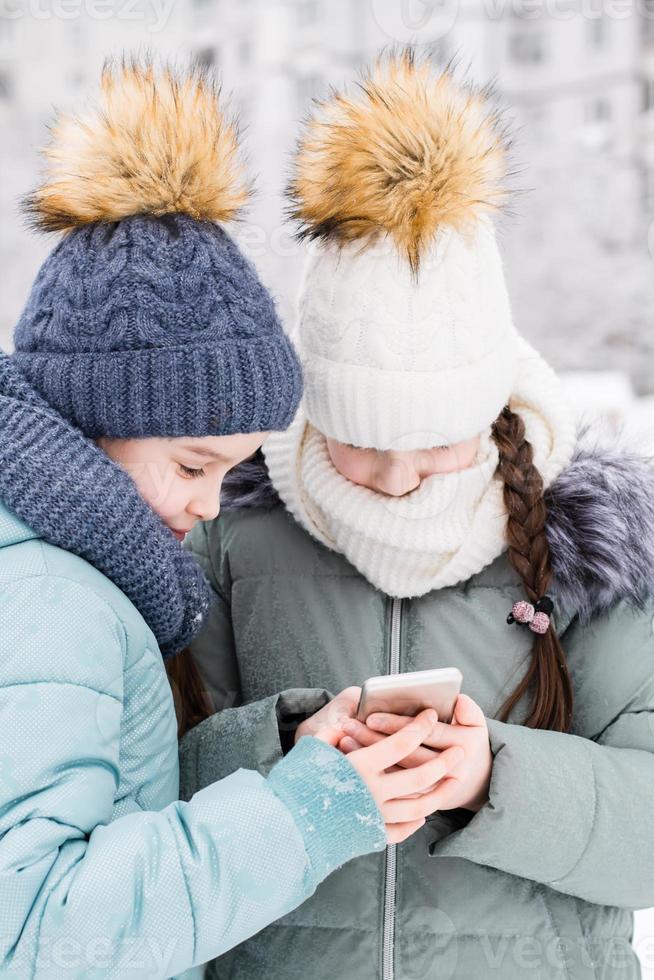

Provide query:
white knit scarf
left=264, top=339, right=578, bottom=597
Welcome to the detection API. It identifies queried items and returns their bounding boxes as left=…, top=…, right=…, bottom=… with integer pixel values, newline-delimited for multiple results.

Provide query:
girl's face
left=97, top=431, right=268, bottom=541
left=326, top=435, right=481, bottom=496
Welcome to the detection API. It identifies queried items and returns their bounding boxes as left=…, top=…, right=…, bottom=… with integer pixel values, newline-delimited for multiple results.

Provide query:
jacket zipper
left=381, top=596, right=403, bottom=980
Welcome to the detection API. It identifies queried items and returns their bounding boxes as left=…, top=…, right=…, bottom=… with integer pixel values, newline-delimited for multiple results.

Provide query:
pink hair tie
left=507, top=595, right=554, bottom=635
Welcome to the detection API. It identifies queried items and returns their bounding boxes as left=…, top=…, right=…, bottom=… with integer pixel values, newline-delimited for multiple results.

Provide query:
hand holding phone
left=345, top=683, right=494, bottom=814
left=356, top=667, right=462, bottom=725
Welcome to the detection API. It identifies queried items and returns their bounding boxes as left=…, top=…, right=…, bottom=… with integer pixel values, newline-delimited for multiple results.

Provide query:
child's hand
left=295, top=697, right=465, bottom=844
left=342, top=709, right=465, bottom=844
left=339, top=694, right=493, bottom=813
left=294, top=687, right=362, bottom=747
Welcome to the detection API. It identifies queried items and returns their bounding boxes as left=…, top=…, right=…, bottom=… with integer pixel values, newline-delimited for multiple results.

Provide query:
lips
left=171, top=528, right=191, bottom=542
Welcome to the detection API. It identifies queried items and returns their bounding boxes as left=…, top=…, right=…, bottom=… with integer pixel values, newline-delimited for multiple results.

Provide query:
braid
left=491, top=405, right=574, bottom=732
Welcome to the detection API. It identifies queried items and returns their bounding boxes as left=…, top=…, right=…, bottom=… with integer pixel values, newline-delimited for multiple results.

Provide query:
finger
left=342, top=719, right=438, bottom=767
left=368, top=713, right=469, bottom=753
left=315, top=690, right=362, bottom=737
left=359, top=708, right=439, bottom=772
left=340, top=738, right=410, bottom=768
left=371, top=716, right=468, bottom=751
left=424, top=776, right=462, bottom=811
left=371, top=699, right=486, bottom=738
left=337, top=686, right=363, bottom=712
left=308, top=690, right=364, bottom=746
left=385, top=818, right=426, bottom=845
left=399, top=719, right=468, bottom=751
left=382, top=771, right=463, bottom=823
left=336, top=685, right=362, bottom=701
left=381, top=792, right=439, bottom=824
left=361, top=715, right=440, bottom=766
left=382, top=745, right=464, bottom=800
left=366, top=713, right=422, bottom=734
left=341, top=720, right=386, bottom=749
left=312, top=728, right=345, bottom=748
left=339, top=736, right=363, bottom=754
left=392, top=745, right=439, bottom=769
left=451, top=693, right=486, bottom=728
left=332, top=687, right=363, bottom=723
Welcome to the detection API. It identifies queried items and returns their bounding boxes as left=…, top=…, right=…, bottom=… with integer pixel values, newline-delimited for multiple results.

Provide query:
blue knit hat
left=11, top=57, right=303, bottom=439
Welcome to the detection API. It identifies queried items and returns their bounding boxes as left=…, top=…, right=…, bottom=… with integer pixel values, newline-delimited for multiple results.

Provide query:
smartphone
left=356, top=667, right=462, bottom=724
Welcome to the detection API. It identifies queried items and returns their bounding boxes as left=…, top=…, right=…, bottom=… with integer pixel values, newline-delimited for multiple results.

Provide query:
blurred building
left=180, top=0, right=654, bottom=378
left=1, top=0, right=653, bottom=395
left=0, top=0, right=187, bottom=346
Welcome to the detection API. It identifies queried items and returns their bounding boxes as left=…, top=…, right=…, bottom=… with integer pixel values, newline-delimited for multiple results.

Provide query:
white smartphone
left=356, top=667, right=462, bottom=724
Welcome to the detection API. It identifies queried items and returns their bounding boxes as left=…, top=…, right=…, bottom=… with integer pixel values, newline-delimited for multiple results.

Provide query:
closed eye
left=179, top=464, right=205, bottom=479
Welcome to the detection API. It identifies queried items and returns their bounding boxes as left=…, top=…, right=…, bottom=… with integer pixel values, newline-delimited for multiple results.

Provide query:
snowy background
left=0, top=0, right=653, bottom=971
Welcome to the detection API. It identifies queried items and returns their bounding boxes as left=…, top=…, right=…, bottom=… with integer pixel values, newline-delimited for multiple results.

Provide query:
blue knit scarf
left=0, top=352, right=213, bottom=658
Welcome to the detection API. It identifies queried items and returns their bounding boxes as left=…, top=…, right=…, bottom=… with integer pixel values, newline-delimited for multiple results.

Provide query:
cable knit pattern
left=264, top=336, right=577, bottom=597
left=11, top=213, right=303, bottom=439
left=0, top=352, right=213, bottom=658
left=296, top=217, right=519, bottom=450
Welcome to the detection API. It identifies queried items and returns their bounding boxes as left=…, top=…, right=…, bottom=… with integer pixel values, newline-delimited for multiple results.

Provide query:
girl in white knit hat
left=179, top=49, right=654, bottom=980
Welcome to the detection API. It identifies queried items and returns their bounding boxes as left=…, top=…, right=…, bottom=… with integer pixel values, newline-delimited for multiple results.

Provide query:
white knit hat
left=298, top=218, right=519, bottom=450
left=287, top=51, right=524, bottom=451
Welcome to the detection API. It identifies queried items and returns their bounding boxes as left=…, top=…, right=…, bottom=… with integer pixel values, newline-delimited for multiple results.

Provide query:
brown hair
left=168, top=404, right=574, bottom=738
left=165, top=647, right=213, bottom=738
left=491, top=405, right=574, bottom=733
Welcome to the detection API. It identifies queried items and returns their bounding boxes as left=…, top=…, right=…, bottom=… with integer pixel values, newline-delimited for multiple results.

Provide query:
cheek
left=432, top=449, right=461, bottom=473
left=128, top=463, right=188, bottom=519
left=150, top=484, right=190, bottom=522
left=329, top=446, right=374, bottom=487
left=457, top=439, right=481, bottom=469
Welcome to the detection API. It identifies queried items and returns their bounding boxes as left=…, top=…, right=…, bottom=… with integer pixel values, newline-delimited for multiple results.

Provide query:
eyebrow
left=177, top=444, right=227, bottom=461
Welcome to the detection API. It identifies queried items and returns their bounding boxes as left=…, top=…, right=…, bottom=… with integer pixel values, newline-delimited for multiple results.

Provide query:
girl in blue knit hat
left=0, top=57, right=453, bottom=979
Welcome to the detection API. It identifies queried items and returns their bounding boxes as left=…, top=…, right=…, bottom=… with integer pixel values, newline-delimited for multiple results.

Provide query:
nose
left=188, top=492, right=221, bottom=523
left=374, top=456, right=420, bottom=496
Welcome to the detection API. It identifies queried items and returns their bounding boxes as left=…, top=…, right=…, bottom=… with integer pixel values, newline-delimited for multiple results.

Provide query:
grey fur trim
left=222, top=431, right=654, bottom=622
left=545, top=426, right=654, bottom=625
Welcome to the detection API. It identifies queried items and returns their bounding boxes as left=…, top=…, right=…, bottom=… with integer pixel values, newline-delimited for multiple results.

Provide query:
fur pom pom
left=24, top=55, right=251, bottom=232
left=288, top=48, right=515, bottom=274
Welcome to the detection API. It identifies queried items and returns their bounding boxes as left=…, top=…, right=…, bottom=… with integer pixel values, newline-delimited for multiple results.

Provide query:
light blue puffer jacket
left=0, top=499, right=386, bottom=979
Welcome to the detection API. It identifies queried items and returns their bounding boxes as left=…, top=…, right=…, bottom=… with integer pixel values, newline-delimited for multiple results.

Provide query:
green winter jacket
left=179, top=446, right=654, bottom=980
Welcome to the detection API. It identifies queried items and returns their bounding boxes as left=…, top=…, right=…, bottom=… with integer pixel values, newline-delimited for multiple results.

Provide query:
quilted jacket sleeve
left=429, top=598, right=654, bottom=909
left=0, top=574, right=386, bottom=978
